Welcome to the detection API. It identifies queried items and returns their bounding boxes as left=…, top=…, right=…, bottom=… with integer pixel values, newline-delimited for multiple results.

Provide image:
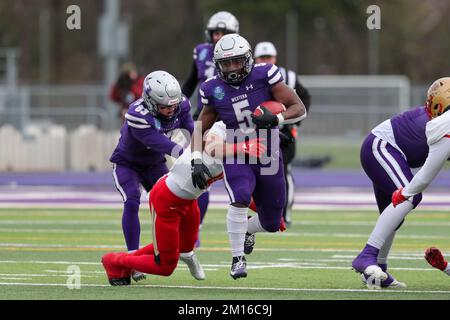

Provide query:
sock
left=247, top=215, right=266, bottom=234
left=445, top=264, right=450, bottom=276
left=368, top=202, right=413, bottom=249
left=122, top=199, right=141, bottom=251
left=377, top=231, right=396, bottom=265
left=180, top=251, right=194, bottom=258
left=227, top=205, right=249, bottom=257
left=198, top=192, right=210, bottom=224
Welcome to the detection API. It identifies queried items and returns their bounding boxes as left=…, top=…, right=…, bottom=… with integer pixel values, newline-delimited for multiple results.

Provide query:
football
left=253, top=100, right=286, bottom=117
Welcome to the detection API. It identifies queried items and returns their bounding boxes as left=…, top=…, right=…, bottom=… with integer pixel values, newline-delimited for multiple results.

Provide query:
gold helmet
left=426, top=77, right=450, bottom=118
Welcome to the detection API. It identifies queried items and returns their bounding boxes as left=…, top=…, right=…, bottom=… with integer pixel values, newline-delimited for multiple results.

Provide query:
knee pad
left=258, top=205, right=283, bottom=232
left=161, top=258, right=178, bottom=276
left=261, top=218, right=282, bottom=233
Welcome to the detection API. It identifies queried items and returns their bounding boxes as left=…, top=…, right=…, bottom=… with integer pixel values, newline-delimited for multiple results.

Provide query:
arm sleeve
left=403, top=137, right=450, bottom=197
left=130, top=126, right=183, bottom=158
left=181, top=61, right=198, bottom=98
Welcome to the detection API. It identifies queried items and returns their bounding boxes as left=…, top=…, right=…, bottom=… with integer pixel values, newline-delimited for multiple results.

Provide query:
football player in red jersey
left=102, top=121, right=266, bottom=285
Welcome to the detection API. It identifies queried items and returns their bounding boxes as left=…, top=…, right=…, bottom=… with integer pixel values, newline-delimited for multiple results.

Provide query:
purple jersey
left=390, top=107, right=430, bottom=168
left=200, top=63, right=283, bottom=131
left=193, top=43, right=216, bottom=110
left=110, top=96, right=194, bottom=168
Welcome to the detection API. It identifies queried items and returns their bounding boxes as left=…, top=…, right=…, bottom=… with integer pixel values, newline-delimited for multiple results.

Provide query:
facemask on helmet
left=425, top=77, right=450, bottom=118
left=205, top=11, right=239, bottom=43
left=142, top=71, right=182, bottom=122
left=213, top=34, right=254, bottom=84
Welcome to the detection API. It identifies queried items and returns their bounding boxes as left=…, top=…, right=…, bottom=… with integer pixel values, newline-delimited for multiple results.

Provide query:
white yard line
left=0, top=281, right=448, bottom=294
left=0, top=259, right=437, bottom=272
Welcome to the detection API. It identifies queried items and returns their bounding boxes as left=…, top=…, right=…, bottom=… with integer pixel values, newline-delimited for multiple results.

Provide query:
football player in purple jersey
left=352, top=77, right=450, bottom=289
left=110, top=70, right=194, bottom=281
left=182, top=11, right=239, bottom=247
left=191, top=34, right=307, bottom=279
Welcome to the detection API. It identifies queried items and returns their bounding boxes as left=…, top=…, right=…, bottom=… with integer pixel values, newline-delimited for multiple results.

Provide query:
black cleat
left=244, top=232, right=255, bottom=255
left=230, top=256, right=247, bottom=280
left=109, top=276, right=131, bottom=286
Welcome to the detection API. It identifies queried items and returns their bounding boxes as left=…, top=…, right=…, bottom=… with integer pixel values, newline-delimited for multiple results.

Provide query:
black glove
left=251, top=106, right=279, bottom=129
left=191, top=159, right=212, bottom=190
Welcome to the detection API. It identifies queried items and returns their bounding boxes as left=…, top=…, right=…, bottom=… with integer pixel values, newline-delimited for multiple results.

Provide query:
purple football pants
left=222, top=157, right=286, bottom=232
left=360, top=133, right=422, bottom=214
left=112, top=162, right=169, bottom=251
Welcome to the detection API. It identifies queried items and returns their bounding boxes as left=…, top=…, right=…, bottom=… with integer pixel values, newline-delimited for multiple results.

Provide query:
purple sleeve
left=130, top=126, right=183, bottom=158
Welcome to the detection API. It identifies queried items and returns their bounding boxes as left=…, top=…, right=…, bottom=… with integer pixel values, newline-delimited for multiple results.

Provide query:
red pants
left=117, top=176, right=200, bottom=276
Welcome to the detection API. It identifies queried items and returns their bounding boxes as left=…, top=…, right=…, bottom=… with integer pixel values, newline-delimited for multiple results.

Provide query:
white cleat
left=131, top=270, right=146, bottom=282
left=180, top=252, right=205, bottom=280
left=363, top=265, right=388, bottom=289
left=360, top=274, right=407, bottom=289
left=387, top=279, right=407, bottom=289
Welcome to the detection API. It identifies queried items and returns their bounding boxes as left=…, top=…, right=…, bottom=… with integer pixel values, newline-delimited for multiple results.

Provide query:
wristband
left=276, top=113, right=285, bottom=126
left=192, top=150, right=202, bottom=160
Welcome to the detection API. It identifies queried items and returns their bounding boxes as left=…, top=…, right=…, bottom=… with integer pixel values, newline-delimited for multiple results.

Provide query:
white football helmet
left=205, top=11, right=239, bottom=43
left=142, top=71, right=182, bottom=121
left=213, top=34, right=254, bottom=84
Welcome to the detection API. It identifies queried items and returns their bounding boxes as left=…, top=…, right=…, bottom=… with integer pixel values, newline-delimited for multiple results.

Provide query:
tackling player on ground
left=352, top=77, right=450, bottom=288
left=191, top=34, right=307, bottom=279
left=110, top=71, right=194, bottom=281
left=101, top=120, right=267, bottom=285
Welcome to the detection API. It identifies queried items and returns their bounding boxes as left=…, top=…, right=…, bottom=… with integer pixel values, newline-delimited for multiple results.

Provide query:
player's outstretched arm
left=392, top=138, right=450, bottom=207
left=271, top=81, right=307, bottom=125
left=205, top=133, right=266, bottom=159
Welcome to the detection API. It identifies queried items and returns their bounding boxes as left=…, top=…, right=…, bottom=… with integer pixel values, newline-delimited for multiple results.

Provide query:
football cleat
left=361, top=265, right=388, bottom=289
left=230, top=256, right=247, bottom=280
left=179, top=252, right=205, bottom=280
left=101, top=252, right=131, bottom=286
left=425, top=247, right=448, bottom=271
left=352, top=245, right=387, bottom=289
left=131, top=270, right=146, bottom=282
left=361, top=272, right=406, bottom=289
left=244, top=232, right=255, bottom=255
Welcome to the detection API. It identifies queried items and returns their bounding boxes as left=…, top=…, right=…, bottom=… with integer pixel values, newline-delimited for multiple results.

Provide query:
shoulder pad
left=426, top=111, right=450, bottom=145
left=125, top=100, right=156, bottom=128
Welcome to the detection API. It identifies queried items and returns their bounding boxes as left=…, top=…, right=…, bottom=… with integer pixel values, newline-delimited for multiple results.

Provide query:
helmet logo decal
left=223, top=52, right=235, bottom=57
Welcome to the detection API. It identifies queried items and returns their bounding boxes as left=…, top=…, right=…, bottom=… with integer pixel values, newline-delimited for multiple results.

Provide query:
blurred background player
left=425, top=247, right=450, bottom=275
left=110, top=70, right=194, bottom=280
left=192, top=34, right=307, bottom=279
left=182, top=11, right=239, bottom=119
left=254, top=41, right=311, bottom=227
left=352, top=77, right=450, bottom=289
left=109, top=63, right=145, bottom=123
left=181, top=11, right=239, bottom=246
